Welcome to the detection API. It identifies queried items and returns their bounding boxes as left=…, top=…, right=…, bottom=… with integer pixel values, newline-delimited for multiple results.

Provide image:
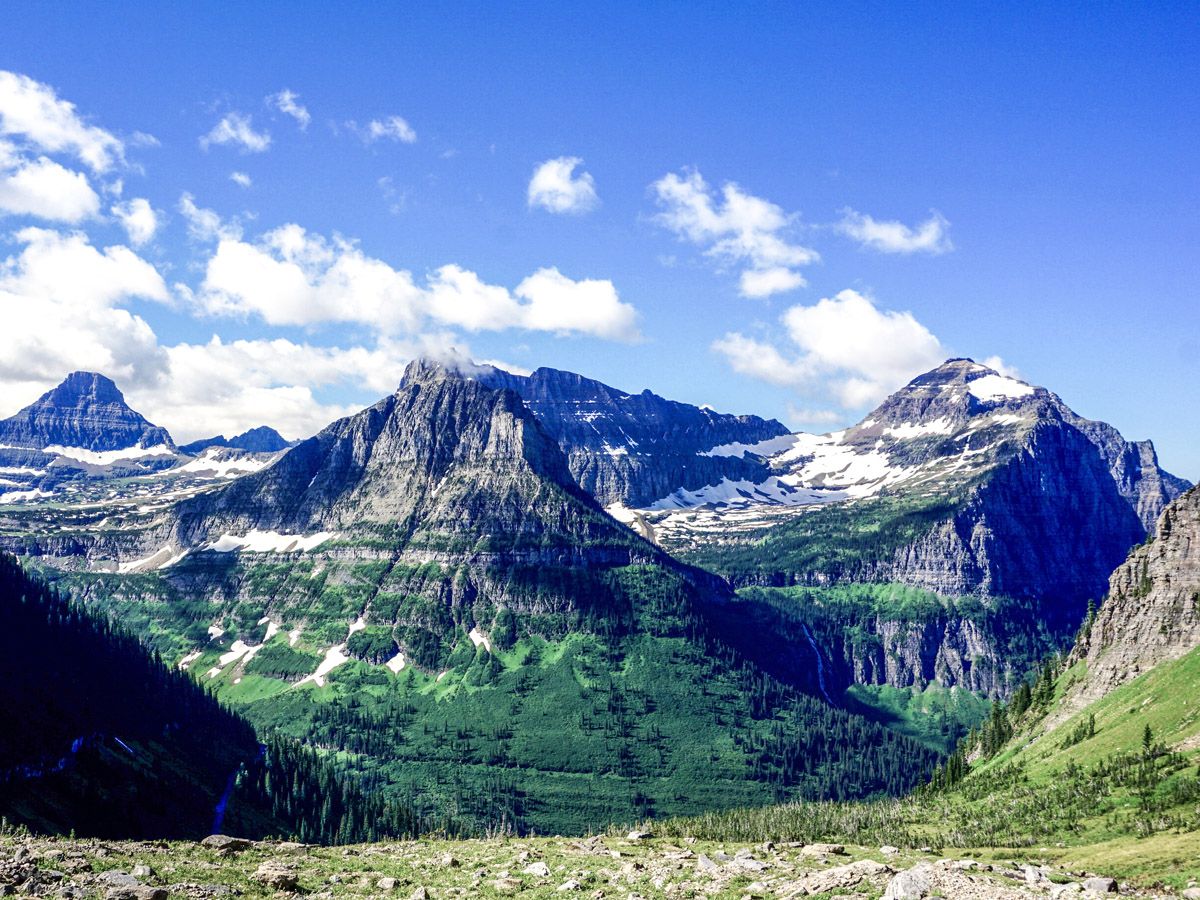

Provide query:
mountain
left=0, top=371, right=173, bottom=453
left=654, top=360, right=1188, bottom=711
left=1054, top=484, right=1200, bottom=722
left=3, top=360, right=940, bottom=834
left=179, top=426, right=293, bottom=455
left=476, top=364, right=790, bottom=507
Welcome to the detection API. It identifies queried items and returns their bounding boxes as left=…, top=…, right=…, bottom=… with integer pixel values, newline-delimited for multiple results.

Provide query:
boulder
left=883, top=864, right=932, bottom=900
left=523, top=861, right=551, bottom=878
left=801, top=843, right=846, bottom=857
left=199, top=836, right=250, bottom=854
left=252, top=862, right=298, bottom=891
left=1082, top=877, right=1117, bottom=893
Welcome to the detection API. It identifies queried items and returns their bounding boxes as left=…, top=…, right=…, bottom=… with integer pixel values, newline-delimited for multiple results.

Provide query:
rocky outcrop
left=0, top=372, right=172, bottom=452
left=1057, top=486, right=1200, bottom=719
left=476, top=365, right=788, bottom=507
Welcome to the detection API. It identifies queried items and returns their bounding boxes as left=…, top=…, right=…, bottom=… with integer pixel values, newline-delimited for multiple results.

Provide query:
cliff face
left=860, top=420, right=1146, bottom=625
left=1055, top=486, right=1200, bottom=719
left=477, top=365, right=789, bottom=507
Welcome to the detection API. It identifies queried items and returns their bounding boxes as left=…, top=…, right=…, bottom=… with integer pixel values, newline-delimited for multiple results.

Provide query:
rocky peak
left=0, top=371, right=173, bottom=452
left=179, top=426, right=292, bottom=455
left=170, top=359, right=598, bottom=539
left=852, top=358, right=1045, bottom=435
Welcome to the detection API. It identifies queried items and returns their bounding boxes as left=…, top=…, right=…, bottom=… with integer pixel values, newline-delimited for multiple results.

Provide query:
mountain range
left=0, top=356, right=1193, bottom=837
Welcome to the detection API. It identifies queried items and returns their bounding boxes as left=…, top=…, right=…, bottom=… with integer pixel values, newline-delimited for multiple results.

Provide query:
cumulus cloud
left=0, top=150, right=100, bottom=221
left=0, top=70, right=124, bottom=172
left=111, top=197, right=157, bottom=245
left=713, top=289, right=946, bottom=409
left=837, top=209, right=952, bottom=255
left=513, top=267, right=638, bottom=341
left=194, top=224, right=641, bottom=341
left=200, top=113, right=271, bottom=153
left=266, top=89, right=310, bottom=130
left=528, top=156, right=598, bottom=214
left=652, top=169, right=817, bottom=298
left=229, top=171, right=252, bottom=188
left=0, top=228, right=169, bottom=397
left=354, top=116, right=417, bottom=144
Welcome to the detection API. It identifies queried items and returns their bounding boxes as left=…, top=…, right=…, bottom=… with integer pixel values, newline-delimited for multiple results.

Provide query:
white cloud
left=739, top=267, right=805, bottom=299
left=652, top=169, right=817, bottom=297
left=0, top=70, right=124, bottom=172
left=514, top=267, right=639, bottom=341
left=136, top=335, right=423, bottom=442
left=713, top=289, right=946, bottom=409
left=178, top=192, right=241, bottom=242
left=200, top=113, right=271, bottom=153
left=0, top=228, right=169, bottom=394
left=0, top=150, right=100, bottom=221
left=837, top=209, right=952, bottom=255
left=527, top=156, right=598, bottom=214
left=267, top=89, right=310, bottom=130
left=194, top=224, right=641, bottom=342
left=111, top=197, right=157, bottom=245
left=229, top=171, right=252, bottom=188
left=356, top=116, right=417, bottom=144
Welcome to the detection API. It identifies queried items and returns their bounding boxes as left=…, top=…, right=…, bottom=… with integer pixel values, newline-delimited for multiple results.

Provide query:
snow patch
left=700, top=434, right=800, bottom=459
left=117, top=545, right=188, bottom=574
left=178, top=452, right=270, bottom=478
left=178, top=650, right=202, bottom=671
left=967, top=374, right=1034, bottom=401
left=205, top=640, right=262, bottom=679
left=288, top=627, right=302, bottom=647
left=296, top=645, right=350, bottom=688
left=44, top=444, right=176, bottom=466
left=207, top=624, right=225, bottom=640
left=385, top=652, right=407, bottom=673
left=468, top=627, right=492, bottom=653
left=882, top=418, right=954, bottom=440
left=208, top=530, right=335, bottom=553
left=0, top=488, right=53, bottom=503
left=347, top=615, right=367, bottom=636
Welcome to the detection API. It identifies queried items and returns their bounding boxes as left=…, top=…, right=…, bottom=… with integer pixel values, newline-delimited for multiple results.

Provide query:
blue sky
left=2, top=2, right=1197, bottom=476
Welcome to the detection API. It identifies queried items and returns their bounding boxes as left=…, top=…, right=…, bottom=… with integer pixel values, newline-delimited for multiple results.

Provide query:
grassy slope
left=642, top=644, right=1200, bottom=890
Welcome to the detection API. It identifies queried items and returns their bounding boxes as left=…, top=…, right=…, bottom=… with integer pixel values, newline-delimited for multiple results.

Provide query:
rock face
left=1059, top=486, right=1200, bottom=717
left=476, top=364, right=789, bottom=507
left=0, top=372, right=172, bottom=452
left=179, top=426, right=292, bottom=455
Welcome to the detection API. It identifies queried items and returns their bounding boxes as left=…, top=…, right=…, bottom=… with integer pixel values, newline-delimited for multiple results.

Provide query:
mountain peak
left=0, top=371, right=173, bottom=452
left=179, top=426, right=291, bottom=456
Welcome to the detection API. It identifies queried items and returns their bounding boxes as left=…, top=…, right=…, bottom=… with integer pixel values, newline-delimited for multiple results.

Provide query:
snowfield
left=208, top=530, right=336, bottom=553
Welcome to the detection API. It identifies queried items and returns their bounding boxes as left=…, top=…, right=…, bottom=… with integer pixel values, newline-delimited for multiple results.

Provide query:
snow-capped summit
left=636, top=358, right=1188, bottom=547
